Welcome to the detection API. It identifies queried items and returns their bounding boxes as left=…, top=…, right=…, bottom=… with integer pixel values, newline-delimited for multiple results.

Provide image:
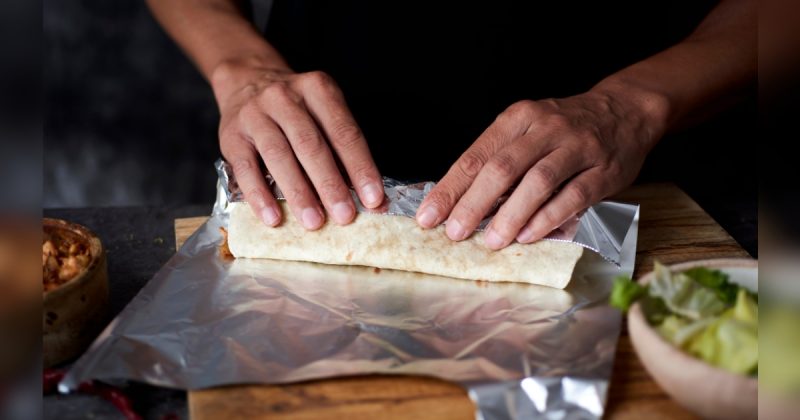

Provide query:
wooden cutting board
left=174, top=183, right=749, bottom=420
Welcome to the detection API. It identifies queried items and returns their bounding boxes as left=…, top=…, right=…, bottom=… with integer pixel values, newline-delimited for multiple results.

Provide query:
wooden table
left=174, top=183, right=750, bottom=419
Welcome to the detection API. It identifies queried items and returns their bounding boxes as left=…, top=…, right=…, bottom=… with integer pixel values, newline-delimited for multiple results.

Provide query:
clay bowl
left=42, top=218, right=109, bottom=367
left=628, top=258, right=758, bottom=420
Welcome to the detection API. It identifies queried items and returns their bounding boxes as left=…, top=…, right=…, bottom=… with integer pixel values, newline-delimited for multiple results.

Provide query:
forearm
left=593, top=0, right=756, bottom=141
left=146, top=0, right=290, bottom=94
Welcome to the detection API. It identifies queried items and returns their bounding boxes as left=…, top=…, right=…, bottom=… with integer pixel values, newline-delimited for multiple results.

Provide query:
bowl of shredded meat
left=43, top=218, right=108, bottom=367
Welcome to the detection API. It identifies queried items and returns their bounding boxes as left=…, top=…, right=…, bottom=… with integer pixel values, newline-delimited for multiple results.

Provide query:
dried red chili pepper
left=43, top=368, right=142, bottom=420
left=42, top=368, right=65, bottom=394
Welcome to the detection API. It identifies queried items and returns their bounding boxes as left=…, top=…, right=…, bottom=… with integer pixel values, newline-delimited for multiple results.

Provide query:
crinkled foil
left=60, top=160, right=639, bottom=420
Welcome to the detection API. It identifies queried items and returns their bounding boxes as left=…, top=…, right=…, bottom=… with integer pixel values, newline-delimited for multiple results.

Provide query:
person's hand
left=416, top=88, right=666, bottom=249
left=212, top=62, right=384, bottom=229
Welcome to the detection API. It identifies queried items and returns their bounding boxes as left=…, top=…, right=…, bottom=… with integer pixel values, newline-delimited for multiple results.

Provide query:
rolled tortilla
left=227, top=202, right=583, bottom=288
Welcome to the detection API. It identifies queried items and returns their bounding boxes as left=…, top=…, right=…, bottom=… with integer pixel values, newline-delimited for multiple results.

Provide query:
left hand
left=416, top=89, right=665, bottom=249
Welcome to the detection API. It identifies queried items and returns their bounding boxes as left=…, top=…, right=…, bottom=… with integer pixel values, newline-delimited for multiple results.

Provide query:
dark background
left=44, top=0, right=220, bottom=208
left=43, top=0, right=756, bottom=255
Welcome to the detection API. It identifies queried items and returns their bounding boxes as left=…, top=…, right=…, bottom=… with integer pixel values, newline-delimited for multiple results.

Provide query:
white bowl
left=628, top=258, right=758, bottom=420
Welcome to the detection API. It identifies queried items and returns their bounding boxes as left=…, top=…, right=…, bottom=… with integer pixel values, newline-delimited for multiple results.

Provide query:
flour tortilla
left=227, top=202, right=583, bottom=289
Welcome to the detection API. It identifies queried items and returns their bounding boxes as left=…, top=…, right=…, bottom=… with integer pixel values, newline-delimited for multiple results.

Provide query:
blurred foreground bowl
left=628, top=258, right=758, bottom=420
left=0, top=221, right=40, bottom=379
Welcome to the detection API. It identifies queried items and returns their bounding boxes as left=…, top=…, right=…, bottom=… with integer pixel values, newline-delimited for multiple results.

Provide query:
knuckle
left=218, top=125, right=240, bottom=146
left=574, top=126, right=597, bottom=141
left=230, top=157, right=255, bottom=176
left=316, top=178, right=347, bottom=200
left=257, top=137, right=292, bottom=160
left=567, top=182, right=592, bottom=207
left=238, top=102, right=262, bottom=124
left=544, top=113, right=570, bottom=131
left=485, top=153, right=518, bottom=181
left=507, top=100, right=537, bottom=117
left=240, top=82, right=259, bottom=98
left=582, top=140, right=607, bottom=162
left=528, top=164, right=559, bottom=190
left=350, top=161, right=378, bottom=183
left=426, top=188, right=457, bottom=212
left=490, top=219, right=512, bottom=238
left=537, top=208, right=560, bottom=230
left=262, top=82, right=290, bottom=100
left=604, top=161, right=624, bottom=178
left=243, top=187, right=266, bottom=204
left=308, top=70, right=332, bottom=83
left=582, top=133, right=604, bottom=151
left=303, top=70, right=334, bottom=89
left=540, top=98, right=560, bottom=110
left=498, top=211, right=527, bottom=234
left=292, top=128, right=325, bottom=155
left=455, top=152, right=486, bottom=179
left=454, top=201, right=482, bottom=224
left=508, top=215, right=528, bottom=234
left=330, top=121, right=364, bottom=148
left=490, top=219, right=513, bottom=239
left=281, top=184, right=307, bottom=204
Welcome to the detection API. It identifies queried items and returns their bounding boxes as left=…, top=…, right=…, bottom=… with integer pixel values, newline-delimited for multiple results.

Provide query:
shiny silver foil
left=61, top=161, right=639, bottom=420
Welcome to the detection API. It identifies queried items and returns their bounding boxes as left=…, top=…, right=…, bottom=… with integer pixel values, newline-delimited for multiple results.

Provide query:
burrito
left=227, top=202, right=583, bottom=289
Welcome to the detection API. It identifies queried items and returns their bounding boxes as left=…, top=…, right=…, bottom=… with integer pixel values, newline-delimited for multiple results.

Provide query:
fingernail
left=331, top=201, right=354, bottom=224
left=416, top=206, right=439, bottom=228
left=301, top=207, right=323, bottom=229
left=446, top=219, right=467, bottom=241
left=484, top=229, right=506, bottom=250
left=261, top=207, right=280, bottom=226
left=362, top=183, right=383, bottom=207
left=516, top=225, right=535, bottom=243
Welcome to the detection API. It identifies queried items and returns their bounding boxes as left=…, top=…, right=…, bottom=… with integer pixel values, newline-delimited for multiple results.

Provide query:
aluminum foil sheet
left=60, top=161, right=640, bottom=420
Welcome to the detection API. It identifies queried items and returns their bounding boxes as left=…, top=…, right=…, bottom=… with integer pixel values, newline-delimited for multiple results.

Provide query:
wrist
left=592, top=76, right=672, bottom=151
left=209, top=55, right=293, bottom=107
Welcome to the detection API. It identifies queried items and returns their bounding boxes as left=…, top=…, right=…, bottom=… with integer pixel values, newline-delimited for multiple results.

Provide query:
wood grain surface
left=174, top=183, right=750, bottom=420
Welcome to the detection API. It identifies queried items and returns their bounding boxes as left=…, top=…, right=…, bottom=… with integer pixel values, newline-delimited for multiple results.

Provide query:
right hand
left=212, top=61, right=384, bottom=229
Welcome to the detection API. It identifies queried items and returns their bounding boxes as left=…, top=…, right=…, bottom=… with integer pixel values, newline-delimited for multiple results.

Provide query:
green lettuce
left=683, top=267, right=739, bottom=305
left=640, top=293, right=670, bottom=325
left=608, top=262, right=759, bottom=377
left=609, top=275, right=646, bottom=312
left=657, top=315, right=715, bottom=347
left=648, top=262, right=728, bottom=320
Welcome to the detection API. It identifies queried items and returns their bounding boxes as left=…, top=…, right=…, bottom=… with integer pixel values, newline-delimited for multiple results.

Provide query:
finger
left=223, top=143, right=282, bottom=227
left=299, top=71, right=384, bottom=208
left=417, top=103, right=533, bottom=229
left=444, top=135, right=556, bottom=242
left=240, top=106, right=326, bottom=230
left=264, top=90, right=356, bottom=226
left=482, top=149, right=586, bottom=249
left=516, top=167, right=605, bottom=243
